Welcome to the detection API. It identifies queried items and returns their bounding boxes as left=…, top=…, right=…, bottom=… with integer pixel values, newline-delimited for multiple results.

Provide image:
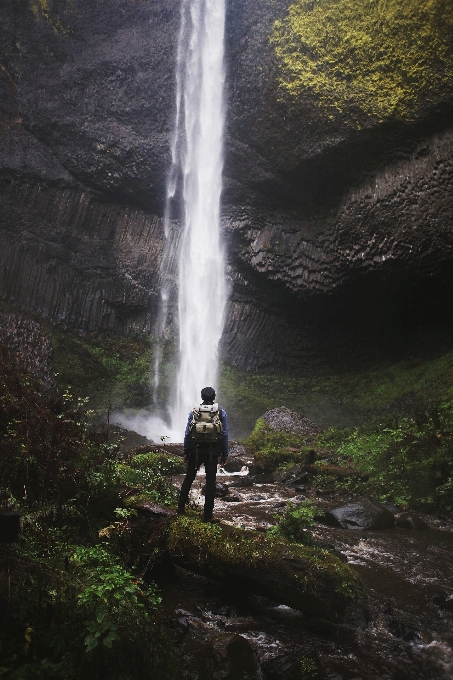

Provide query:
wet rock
left=227, top=442, right=248, bottom=458
left=295, top=486, right=307, bottom=493
left=223, top=457, right=247, bottom=472
left=262, top=649, right=323, bottom=680
left=395, top=512, right=430, bottom=530
left=261, top=407, right=323, bottom=437
left=229, top=477, right=254, bottom=488
left=273, top=465, right=310, bottom=485
left=250, top=473, right=274, bottom=484
left=202, top=482, right=229, bottom=498
left=432, top=593, right=453, bottom=612
left=224, top=494, right=242, bottom=503
left=200, top=633, right=258, bottom=680
left=328, top=497, right=395, bottom=530
left=387, top=617, right=421, bottom=642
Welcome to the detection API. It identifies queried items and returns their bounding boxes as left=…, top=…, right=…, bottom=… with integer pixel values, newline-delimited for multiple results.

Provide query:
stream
left=161, top=453, right=453, bottom=679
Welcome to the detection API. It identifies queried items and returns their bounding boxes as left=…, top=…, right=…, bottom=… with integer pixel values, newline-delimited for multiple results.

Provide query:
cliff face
left=1, top=0, right=452, bottom=370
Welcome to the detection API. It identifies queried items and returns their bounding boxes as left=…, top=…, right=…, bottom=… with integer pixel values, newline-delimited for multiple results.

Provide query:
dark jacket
left=183, top=405, right=228, bottom=460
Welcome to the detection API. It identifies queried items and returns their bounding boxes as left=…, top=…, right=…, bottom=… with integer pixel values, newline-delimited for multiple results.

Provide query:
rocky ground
left=162, top=444, right=453, bottom=679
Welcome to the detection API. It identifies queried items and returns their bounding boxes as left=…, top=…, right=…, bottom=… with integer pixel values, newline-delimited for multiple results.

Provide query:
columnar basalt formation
left=0, top=0, right=452, bottom=370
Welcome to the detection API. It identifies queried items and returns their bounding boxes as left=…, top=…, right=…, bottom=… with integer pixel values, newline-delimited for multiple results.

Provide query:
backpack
left=189, top=403, right=223, bottom=444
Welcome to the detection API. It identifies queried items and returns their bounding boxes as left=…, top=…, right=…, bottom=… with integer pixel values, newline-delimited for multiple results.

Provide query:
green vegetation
left=220, top=347, right=453, bottom=436
left=1, top=527, right=167, bottom=680
left=319, top=400, right=453, bottom=511
left=0, top=346, right=180, bottom=679
left=244, top=418, right=316, bottom=472
left=50, top=327, right=155, bottom=412
left=268, top=500, right=323, bottom=544
left=165, top=515, right=358, bottom=612
left=271, top=0, right=453, bottom=121
left=238, top=354, right=453, bottom=514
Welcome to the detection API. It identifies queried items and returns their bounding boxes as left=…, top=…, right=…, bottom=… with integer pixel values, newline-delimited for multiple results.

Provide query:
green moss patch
left=220, top=348, right=453, bottom=437
left=50, top=327, right=154, bottom=411
left=321, top=399, right=453, bottom=511
left=165, top=516, right=358, bottom=617
left=244, top=418, right=317, bottom=472
left=271, top=0, right=453, bottom=121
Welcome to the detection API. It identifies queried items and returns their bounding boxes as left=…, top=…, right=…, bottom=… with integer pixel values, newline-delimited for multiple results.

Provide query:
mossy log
left=135, top=509, right=359, bottom=621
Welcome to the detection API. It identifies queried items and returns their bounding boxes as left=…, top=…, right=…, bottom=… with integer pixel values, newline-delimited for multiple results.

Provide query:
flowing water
left=164, top=460, right=453, bottom=679
left=153, top=0, right=227, bottom=439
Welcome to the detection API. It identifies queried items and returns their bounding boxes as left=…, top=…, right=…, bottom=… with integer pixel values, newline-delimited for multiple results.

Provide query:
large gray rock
left=261, top=407, right=322, bottom=436
left=394, top=513, right=429, bottom=531
left=327, top=497, right=395, bottom=530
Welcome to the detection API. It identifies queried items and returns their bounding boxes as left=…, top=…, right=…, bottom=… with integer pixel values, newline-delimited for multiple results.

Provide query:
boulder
left=200, top=633, right=258, bottom=680
left=273, top=465, right=310, bottom=485
left=261, top=407, right=323, bottom=436
left=394, top=513, right=429, bottom=530
left=202, top=482, right=229, bottom=498
left=328, top=497, right=395, bottom=530
left=223, top=457, right=247, bottom=472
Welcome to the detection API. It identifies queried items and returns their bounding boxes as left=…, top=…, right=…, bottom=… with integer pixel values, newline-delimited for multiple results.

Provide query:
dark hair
left=201, top=386, right=216, bottom=403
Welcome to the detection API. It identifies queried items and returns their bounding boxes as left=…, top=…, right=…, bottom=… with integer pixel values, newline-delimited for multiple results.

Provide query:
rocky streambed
left=160, top=452, right=453, bottom=679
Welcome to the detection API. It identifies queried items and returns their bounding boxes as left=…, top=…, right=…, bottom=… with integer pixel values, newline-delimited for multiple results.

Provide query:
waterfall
left=154, top=0, right=227, bottom=438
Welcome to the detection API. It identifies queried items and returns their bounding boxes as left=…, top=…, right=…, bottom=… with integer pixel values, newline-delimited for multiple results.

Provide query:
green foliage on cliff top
left=271, top=0, right=453, bottom=121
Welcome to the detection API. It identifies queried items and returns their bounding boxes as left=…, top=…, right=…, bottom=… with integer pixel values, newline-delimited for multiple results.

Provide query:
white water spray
left=153, top=0, right=227, bottom=439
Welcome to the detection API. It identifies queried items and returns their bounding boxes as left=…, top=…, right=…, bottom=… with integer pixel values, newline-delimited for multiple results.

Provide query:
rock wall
left=0, top=0, right=452, bottom=370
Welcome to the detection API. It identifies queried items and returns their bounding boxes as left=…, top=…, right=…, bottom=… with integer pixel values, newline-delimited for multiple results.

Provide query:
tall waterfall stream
left=153, top=0, right=227, bottom=439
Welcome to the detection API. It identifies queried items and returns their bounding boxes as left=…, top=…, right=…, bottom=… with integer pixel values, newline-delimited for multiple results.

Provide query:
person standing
left=177, top=387, right=228, bottom=522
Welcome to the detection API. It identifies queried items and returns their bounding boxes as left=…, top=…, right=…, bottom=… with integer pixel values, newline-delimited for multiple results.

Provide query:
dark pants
left=178, top=448, right=219, bottom=520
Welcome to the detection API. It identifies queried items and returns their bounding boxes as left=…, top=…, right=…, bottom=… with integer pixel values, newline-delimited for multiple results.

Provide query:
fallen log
left=125, top=505, right=360, bottom=622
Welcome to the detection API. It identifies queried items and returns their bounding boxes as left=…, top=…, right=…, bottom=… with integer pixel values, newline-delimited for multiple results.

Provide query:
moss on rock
left=165, top=516, right=359, bottom=619
left=245, top=418, right=317, bottom=472
left=271, top=0, right=453, bottom=122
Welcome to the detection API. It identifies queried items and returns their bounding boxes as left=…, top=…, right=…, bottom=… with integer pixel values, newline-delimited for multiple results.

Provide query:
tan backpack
left=189, top=403, right=223, bottom=444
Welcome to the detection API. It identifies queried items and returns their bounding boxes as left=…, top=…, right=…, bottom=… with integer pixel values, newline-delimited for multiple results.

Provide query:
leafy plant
left=72, top=545, right=161, bottom=653
left=332, top=399, right=453, bottom=510
left=268, top=500, right=322, bottom=544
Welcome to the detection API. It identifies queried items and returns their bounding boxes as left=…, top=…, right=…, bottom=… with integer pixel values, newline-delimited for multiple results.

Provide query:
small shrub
left=334, top=400, right=453, bottom=510
left=268, top=500, right=323, bottom=544
left=130, top=452, right=185, bottom=475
